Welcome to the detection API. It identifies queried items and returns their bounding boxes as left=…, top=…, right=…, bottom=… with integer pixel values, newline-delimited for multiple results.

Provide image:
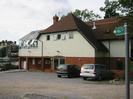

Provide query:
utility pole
left=125, top=23, right=130, bottom=99
left=114, top=22, right=130, bottom=99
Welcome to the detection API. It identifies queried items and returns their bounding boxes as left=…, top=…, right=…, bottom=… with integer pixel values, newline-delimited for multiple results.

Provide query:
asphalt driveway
left=0, top=71, right=133, bottom=99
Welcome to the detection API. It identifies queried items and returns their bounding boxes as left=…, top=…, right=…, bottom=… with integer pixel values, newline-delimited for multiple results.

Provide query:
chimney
left=92, top=22, right=96, bottom=30
left=53, top=15, right=59, bottom=24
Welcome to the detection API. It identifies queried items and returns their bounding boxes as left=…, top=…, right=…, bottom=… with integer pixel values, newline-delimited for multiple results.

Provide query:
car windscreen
left=83, top=64, right=94, bottom=69
left=57, top=64, right=67, bottom=69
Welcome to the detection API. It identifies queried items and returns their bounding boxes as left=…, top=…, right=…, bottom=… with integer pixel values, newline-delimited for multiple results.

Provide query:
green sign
left=113, top=26, right=125, bottom=36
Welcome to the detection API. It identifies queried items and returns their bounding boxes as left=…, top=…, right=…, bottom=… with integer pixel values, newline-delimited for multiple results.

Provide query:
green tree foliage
left=119, top=0, right=133, bottom=34
left=119, top=0, right=133, bottom=16
left=100, top=0, right=120, bottom=18
left=0, top=47, right=6, bottom=57
left=73, top=9, right=101, bottom=21
left=61, top=9, right=101, bottom=22
left=100, top=0, right=133, bottom=34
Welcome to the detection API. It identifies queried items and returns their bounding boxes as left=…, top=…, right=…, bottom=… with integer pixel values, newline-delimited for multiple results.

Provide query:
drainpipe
left=38, top=39, right=44, bottom=71
left=109, top=40, right=111, bottom=70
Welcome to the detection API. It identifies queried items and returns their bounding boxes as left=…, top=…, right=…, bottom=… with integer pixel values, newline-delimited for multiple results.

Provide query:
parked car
left=80, top=64, right=114, bottom=80
left=56, top=64, right=80, bottom=78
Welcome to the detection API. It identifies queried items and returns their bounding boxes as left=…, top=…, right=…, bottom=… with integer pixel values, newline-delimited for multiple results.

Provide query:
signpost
left=114, top=23, right=130, bottom=99
left=114, top=26, right=125, bottom=36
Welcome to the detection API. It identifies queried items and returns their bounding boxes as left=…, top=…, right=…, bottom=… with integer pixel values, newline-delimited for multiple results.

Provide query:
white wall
left=19, top=42, right=42, bottom=56
left=103, top=40, right=130, bottom=57
left=39, top=31, right=95, bottom=57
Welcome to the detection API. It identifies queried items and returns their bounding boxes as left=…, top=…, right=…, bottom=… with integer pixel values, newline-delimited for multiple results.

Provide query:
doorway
left=53, top=56, right=65, bottom=70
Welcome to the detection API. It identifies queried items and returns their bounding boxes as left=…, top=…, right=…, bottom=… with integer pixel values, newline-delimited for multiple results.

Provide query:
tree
left=100, top=0, right=133, bottom=34
left=61, top=9, right=101, bottom=22
left=100, top=0, right=120, bottom=18
left=73, top=9, right=101, bottom=21
left=0, top=47, right=6, bottom=57
left=118, top=0, right=133, bottom=34
left=119, top=0, right=133, bottom=16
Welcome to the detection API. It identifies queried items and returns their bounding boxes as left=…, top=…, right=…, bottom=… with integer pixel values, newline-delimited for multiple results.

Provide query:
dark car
left=56, top=64, right=80, bottom=78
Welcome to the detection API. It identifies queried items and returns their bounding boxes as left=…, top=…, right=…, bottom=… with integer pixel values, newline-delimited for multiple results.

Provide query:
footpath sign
left=114, top=26, right=125, bottom=36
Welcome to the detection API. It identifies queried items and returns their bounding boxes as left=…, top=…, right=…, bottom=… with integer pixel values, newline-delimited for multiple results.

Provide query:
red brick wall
left=109, top=57, right=125, bottom=69
left=28, top=58, right=42, bottom=71
left=65, top=57, right=96, bottom=67
left=19, top=56, right=128, bottom=71
left=65, top=57, right=126, bottom=70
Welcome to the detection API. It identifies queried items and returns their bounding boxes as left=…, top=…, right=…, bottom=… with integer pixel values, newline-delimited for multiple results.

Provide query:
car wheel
left=57, top=75, right=61, bottom=78
left=83, top=77, right=87, bottom=80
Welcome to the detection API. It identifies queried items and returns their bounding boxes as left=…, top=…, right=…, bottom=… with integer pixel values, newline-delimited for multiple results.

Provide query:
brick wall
left=65, top=57, right=96, bottom=67
left=28, top=58, right=42, bottom=71
left=19, top=56, right=129, bottom=71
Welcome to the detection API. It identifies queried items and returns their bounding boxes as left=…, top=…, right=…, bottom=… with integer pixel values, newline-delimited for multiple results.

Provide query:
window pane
left=47, top=35, right=50, bottom=40
left=57, top=34, right=61, bottom=40
left=69, top=33, right=74, bottom=39
left=60, top=58, right=65, bottom=64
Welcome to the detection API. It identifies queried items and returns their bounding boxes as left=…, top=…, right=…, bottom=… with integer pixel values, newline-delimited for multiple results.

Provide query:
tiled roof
left=41, top=14, right=77, bottom=33
left=86, top=17, right=124, bottom=40
left=20, top=30, right=41, bottom=41
left=40, top=14, right=108, bottom=52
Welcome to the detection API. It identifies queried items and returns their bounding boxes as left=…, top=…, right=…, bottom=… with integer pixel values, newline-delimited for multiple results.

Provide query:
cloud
left=0, top=0, right=71, bottom=41
left=67, top=0, right=105, bottom=17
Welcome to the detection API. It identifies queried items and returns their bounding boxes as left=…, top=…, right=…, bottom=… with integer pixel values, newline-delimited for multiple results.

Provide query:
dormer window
left=62, top=34, right=66, bottom=40
left=57, top=34, right=61, bottom=40
left=47, top=35, right=50, bottom=41
left=69, top=32, right=74, bottom=39
left=53, top=35, right=57, bottom=41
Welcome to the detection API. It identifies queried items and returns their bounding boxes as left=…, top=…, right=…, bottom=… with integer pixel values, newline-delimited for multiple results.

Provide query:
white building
left=19, top=14, right=132, bottom=72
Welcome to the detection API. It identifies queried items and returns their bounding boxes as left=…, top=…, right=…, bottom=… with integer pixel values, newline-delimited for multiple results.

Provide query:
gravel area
left=0, top=71, right=133, bottom=99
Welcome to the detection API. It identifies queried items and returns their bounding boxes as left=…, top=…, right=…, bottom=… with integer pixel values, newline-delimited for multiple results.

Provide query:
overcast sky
left=0, top=0, right=105, bottom=42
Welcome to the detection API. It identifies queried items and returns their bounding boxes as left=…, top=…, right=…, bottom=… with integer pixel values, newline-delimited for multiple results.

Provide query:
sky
left=0, top=0, right=105, bottom=42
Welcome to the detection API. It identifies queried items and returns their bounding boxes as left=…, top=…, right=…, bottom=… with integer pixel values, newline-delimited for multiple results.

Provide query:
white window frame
left=61, top=34, right=66, bottom=40
left=69, top=32, right=74, bottom=39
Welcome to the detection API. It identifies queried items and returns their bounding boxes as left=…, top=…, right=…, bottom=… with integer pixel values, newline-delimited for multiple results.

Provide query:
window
left=45, top=60, right=51, bottom=65
left=116, top=60, right=124, bottom=70
left=57, top=34, right=61, bottom=40
left=47, top=35, right=50, bottom=40
left=53, top=35, right=57, bottom=41
left=61, top=34, right=66, bottom=40
left=69, top=32, right=74, bottom=39
left=83, top=64, right=94, bottom=69
left=95, top=65, right=106, bottom=70
left=33, top=40, right=38, bottom=47
left=32, top=59, right=35, bottom=65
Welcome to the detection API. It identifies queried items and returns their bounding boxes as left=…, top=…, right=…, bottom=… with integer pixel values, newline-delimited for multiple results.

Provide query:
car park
left=80, top=64, right=114, bottom=80
left=56, top=64, right=80, bottom=78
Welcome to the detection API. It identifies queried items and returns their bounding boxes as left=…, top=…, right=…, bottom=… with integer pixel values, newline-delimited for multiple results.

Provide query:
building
left=19, top=14, right=133, bottom=72
left=0, top=40, right=19, bottom=66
